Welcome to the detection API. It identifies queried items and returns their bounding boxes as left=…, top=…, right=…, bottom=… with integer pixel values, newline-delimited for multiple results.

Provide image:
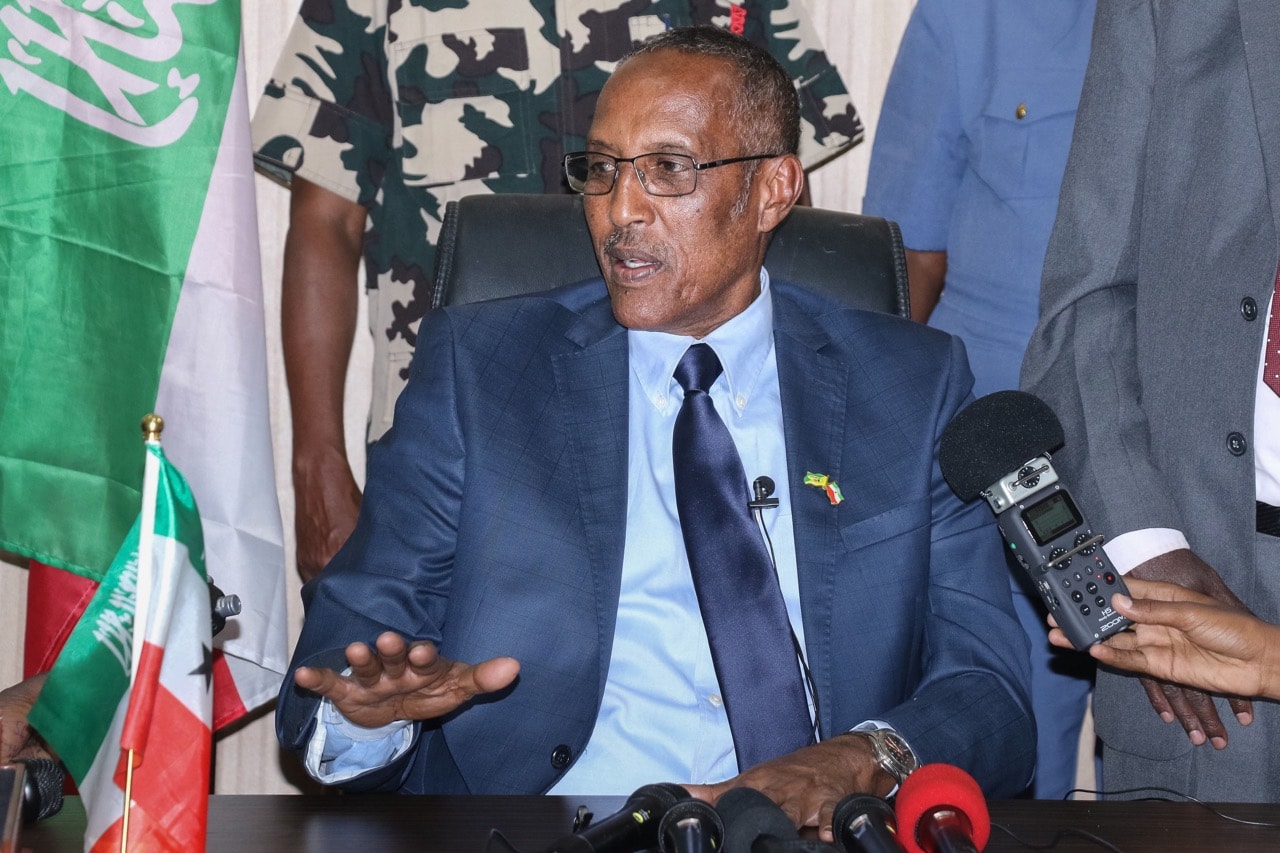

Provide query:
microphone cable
left=987, top=822, right=1123, bottom=852
left=1068, top=785, right=1280, bottom=829
left=988, top=784, right=1280, bottom=852
left=750, top=476, right=824, bottom=744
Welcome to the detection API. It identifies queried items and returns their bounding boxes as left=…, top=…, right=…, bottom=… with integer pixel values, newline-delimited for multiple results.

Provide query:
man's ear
left=756, top=154, right=806, bottom=233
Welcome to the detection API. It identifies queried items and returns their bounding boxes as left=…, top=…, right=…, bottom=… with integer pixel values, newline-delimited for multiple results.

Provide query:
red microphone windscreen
left=894, top=763, right=991, bottom=853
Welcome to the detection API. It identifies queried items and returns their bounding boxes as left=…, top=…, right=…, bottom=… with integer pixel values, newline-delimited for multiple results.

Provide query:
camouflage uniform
left=253, top=0, right=863, bottom=441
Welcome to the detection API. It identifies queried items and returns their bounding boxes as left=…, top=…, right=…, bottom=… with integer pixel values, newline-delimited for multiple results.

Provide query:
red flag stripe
left=23, top=560, right=97, bottom=677
left=211, top=651, right=246, bottom=730
left=107, top=685, right=211, bottom=852
left=119, top=642, right=164, bottom=759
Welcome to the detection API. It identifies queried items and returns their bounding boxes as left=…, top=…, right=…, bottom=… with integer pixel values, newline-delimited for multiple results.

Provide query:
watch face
left=884, top=733, right=911, bottom=763
left=877, top=731, right=917, bottom=777
left=850, top=728, right=917, bottom=781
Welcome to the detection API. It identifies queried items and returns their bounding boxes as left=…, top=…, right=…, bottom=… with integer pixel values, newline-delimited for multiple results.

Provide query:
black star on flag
left=191, top=644, right=214, bottom=692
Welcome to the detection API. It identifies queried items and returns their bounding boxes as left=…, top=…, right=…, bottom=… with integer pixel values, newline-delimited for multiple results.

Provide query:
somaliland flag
left=0, top=1, right=287, bottom=722
left=31, top=440, right=212, bottom=852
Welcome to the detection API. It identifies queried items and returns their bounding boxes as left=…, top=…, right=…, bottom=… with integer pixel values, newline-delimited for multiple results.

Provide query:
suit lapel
left=773, top=290, right=847, bottom=736
left=553, top=293, right=629, bottom=697
left=1238, top=0, right=1280, bottom=235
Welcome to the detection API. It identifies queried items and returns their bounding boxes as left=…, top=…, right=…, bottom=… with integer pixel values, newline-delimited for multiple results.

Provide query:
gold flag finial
left=141, top=413, right=164, bottom=443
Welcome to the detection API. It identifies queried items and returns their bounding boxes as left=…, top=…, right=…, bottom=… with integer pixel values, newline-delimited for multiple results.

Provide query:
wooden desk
left=20, top=794, right=1280, bottom=852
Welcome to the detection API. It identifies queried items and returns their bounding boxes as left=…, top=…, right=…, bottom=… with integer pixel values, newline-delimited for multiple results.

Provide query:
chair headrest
left=432, top=194, right=909, bottom=319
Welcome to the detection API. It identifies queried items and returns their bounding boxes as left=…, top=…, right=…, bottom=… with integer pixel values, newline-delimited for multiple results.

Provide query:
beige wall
left=0, top=0, right=914, bottom=793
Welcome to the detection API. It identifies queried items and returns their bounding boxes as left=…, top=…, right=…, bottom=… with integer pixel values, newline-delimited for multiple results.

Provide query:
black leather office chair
left=431, top=194, right=909, bottom=318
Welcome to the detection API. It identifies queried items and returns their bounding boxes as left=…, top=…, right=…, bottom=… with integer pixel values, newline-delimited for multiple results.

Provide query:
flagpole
left=120, top=753, right=136, bottom=853
left=121, top=414, right=163, bottom=853
left=131, top=415, right=163, bottom=680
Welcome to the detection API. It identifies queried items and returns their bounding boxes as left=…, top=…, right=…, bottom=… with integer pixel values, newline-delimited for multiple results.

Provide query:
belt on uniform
left=1260, top=502, right=1280, bottom=537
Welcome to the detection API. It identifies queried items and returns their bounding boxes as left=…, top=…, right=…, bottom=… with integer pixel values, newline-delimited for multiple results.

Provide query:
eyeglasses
left=563, top=151, right=781, bottom=197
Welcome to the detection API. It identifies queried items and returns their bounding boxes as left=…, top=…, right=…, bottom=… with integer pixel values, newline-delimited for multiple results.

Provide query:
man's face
left=585, top=50, right=775, bottom=339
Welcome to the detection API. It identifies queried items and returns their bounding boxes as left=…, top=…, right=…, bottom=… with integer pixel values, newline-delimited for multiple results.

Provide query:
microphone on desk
left=540, top=783, right=689, bottom=853
left=831, top=794, right=904, bottom=853
left=17, top=758, right=65, bottom=824
left=658, top=798, right=724, bottom=853
left=893, top=764, right=989, bottom=853
left=717, top=786, right=838, bottom=853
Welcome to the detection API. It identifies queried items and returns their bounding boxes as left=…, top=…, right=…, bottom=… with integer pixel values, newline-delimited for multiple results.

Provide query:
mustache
left=603, top=229, right=629, bottom=252
left=602, top=228, right=663, bottom=259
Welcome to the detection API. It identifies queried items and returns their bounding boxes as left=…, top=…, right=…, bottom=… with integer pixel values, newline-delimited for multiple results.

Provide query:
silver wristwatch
left=847, top=722, right=920, bottom=785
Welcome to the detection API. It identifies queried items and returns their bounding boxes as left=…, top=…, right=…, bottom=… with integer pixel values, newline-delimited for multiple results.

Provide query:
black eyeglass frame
left=562, top=151, right=782, bottom=196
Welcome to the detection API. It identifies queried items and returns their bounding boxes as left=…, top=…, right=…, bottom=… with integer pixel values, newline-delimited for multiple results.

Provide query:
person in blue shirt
left=863, top=0, right=1097, bottom=799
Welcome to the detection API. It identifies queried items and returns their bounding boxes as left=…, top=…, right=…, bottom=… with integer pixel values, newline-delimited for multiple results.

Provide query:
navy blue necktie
left=672, top=343, right=813, bottom=769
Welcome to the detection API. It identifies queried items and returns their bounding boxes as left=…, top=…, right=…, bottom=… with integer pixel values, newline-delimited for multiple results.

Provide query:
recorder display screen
left=1021, top=491, right=1083, bottom=546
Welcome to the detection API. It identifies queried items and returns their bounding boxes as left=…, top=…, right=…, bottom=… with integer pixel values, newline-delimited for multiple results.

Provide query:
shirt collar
left=629, top=268, right=775, bottom=415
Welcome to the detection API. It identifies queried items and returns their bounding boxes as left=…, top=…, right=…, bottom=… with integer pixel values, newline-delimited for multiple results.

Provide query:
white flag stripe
left=81, top=696, right=131, bottom=848
left=154, top=47, right=288, bottom=694
left=152, top=537, right=211, bottom=719
left=131, top=443, right=162, bottom=681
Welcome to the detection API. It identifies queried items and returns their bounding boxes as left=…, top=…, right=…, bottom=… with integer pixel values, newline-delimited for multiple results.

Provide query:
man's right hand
left=294, top=632, right=521, bottom=730
left=1128, top=548, right=1254, bottom=747
left=293, top=446, right=362, bottom=581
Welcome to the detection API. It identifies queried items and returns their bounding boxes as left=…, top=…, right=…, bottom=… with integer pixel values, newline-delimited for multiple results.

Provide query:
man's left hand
left=685, top=735, right=894, bottom=842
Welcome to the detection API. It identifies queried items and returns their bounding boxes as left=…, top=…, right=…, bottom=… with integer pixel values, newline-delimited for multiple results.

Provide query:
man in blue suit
left=276, top=26, right=1034, bottom=839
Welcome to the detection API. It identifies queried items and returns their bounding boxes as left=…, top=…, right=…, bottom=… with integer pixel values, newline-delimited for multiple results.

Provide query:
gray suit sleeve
left=1020, top=0, right=1182, bottom=536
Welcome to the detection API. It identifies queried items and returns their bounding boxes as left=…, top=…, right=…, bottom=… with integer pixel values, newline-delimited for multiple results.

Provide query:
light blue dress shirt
left=549, top=270, right=809, bottom=793
left=306, top=271, right=813, bottom=789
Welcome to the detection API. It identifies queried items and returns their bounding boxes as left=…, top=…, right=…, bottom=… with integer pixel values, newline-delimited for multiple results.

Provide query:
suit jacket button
left=1227, top=432, right=1247, bottom=456
left=1241, top=297, right=1258, bottom=321
left=551, top=744, right=573, bottom=769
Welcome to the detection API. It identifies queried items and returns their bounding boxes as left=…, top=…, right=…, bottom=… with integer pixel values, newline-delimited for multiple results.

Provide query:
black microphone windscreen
left=20, top=758, right=65, bottom=824
left=659, top=798, right=724, bottom=853
left=717, top=787, right=797, bottom=853
left=753, top=476, right=776, bottom=501
left=938, top=391, right=1065, bottom=500
left=636, top=782, right=693, bottom=809
left=832, top=794, right=902, bottom=853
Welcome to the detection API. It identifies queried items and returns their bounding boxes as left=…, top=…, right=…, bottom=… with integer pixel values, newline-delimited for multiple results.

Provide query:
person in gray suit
left=1022, top=0, right=1280, bottom=799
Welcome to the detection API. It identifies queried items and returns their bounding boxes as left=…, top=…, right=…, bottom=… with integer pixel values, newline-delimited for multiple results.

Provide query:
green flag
left=1, top=0, right=287, bottom=718
left=0, top=0, right=236, bottom=578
